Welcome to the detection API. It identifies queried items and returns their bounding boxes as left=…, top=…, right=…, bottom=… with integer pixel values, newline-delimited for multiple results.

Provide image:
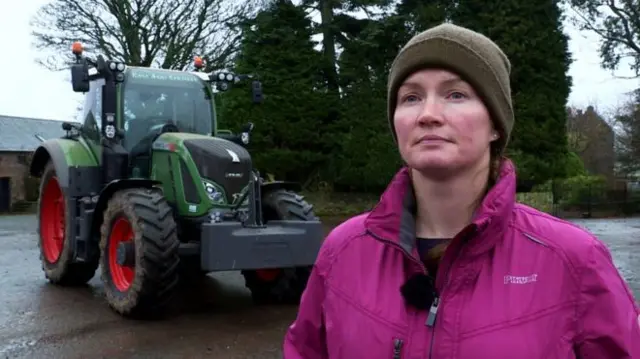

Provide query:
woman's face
left=393, top=69, right=497, bottom=176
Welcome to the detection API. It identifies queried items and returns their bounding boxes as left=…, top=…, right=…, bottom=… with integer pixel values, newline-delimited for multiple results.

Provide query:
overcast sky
left=2, top=1, right=639, bottom=122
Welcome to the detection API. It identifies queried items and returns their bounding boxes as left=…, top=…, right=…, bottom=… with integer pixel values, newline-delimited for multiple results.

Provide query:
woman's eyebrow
left=400, top=77, right=467, bottom=91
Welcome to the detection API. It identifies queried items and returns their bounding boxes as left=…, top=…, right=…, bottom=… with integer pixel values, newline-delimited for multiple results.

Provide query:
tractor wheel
left=99, top=188, right=180, bottom=318
left=38, top=161, right=98, bottom=285
left=242, top=189, right=317, bottom=305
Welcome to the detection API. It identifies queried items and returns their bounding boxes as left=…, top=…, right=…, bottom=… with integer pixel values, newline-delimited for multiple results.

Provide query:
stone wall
left=0, top=151, right=31, bottom=209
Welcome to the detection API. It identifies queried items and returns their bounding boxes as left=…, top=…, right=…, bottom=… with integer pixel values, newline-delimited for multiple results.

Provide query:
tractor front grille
left=183, top=137, right=252, bottom=204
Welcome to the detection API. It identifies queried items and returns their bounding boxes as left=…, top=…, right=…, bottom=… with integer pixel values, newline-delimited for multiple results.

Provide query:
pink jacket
left=284, top=160, right=640, bottom=358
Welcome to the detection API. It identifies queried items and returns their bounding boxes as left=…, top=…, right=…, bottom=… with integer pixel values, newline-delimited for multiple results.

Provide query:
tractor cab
left=119, top=68, right=216, bottom=176
left=68, top=42, right=262, bottom=181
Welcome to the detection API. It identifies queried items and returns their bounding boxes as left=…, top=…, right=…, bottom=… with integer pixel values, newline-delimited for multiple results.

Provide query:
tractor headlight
left=105, top=125, right=116, bottom=138
left=204, top=182, right=224, bottom=203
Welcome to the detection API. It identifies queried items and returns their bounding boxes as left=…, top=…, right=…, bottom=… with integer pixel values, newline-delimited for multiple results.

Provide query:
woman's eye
left=447, top=91, right=467, bottom=100
left=402, top=94, right=420, bottom=103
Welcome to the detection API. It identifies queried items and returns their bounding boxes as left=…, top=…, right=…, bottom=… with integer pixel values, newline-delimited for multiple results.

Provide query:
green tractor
left=29, top=42, right=324, bottom=318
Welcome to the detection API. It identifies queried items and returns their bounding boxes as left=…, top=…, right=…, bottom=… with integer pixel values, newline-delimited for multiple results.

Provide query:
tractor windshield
left=121, top=73, right=214, bottom=151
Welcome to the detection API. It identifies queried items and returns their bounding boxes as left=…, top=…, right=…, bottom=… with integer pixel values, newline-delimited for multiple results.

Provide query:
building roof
left=0, top=115, right=68, bottom=152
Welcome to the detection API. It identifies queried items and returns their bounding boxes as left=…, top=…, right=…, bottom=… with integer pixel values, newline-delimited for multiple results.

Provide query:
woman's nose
left=416, top=97, right=445, bottom=126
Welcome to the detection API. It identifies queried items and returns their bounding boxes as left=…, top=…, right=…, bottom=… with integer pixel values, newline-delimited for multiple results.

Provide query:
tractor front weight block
left=199, top=220, right=324, bottom=272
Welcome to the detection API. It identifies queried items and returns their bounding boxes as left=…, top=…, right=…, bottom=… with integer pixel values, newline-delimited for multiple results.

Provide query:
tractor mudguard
left=199, top=219, right=324, bottom=272
left=30, top=139, right=97, bottom=187
left=260, top=180, right=301, bottom=194
left=91, top=179, right=162, bottom=236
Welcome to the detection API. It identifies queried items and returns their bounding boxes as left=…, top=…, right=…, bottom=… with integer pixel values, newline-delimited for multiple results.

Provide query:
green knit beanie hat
left=387, top=23, right=514, bottom=154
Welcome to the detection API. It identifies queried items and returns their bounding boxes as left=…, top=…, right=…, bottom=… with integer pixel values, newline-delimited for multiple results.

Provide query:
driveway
left=0, top=215, right=638, bottom=358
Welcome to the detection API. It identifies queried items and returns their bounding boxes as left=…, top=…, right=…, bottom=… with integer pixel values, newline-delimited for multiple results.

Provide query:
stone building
left=566, top=106, right=615, bottom=182
left=0, top=115, right=66, bottom=212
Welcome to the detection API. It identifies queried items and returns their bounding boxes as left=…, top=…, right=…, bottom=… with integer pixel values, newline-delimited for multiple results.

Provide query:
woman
left=283, top=23, right=640, bottom=358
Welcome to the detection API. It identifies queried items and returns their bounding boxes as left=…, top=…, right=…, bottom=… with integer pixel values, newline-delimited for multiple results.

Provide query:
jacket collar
left=364, top=159, right=517, bottom=258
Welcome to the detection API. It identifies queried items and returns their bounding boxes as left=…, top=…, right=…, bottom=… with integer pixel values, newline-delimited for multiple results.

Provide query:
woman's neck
left=412, top=163, right=490, bottom=239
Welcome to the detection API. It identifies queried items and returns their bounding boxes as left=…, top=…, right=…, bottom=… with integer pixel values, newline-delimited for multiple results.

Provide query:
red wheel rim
left=40, top=176, right=65, bottom=263
left=256, top=268, right=281, bottom=281
left=108, top=217, right=135, bottom=291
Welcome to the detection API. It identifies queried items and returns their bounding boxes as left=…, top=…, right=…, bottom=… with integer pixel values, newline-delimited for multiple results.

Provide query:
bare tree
left=31, top=0, right=264, bottom=72
left=611, top=88, right=640, bottom=175
left=567, top=0, right=640, bottom=78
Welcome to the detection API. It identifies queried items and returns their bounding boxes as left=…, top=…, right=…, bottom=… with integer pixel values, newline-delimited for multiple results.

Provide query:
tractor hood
left=154, top=132, right=252, bottom=203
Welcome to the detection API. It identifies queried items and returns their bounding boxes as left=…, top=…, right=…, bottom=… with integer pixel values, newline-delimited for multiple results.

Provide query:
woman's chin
left=408, top=153, right=456, bottom=172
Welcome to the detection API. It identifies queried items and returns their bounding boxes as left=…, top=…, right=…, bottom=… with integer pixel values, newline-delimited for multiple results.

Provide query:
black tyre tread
left=263, top=190, right=319, bottom=221
left=99, top=188, right=180, bottom=318
left=38, top=161, right=98, bottom=286
left=242, top=189, right=317, bottom=304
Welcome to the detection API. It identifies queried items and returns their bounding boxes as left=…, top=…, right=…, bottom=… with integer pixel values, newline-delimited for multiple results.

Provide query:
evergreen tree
left=328, top=0, right=452, bottom=191
left=614, top=89, right=640, bottom=176
left=327, top=17, right=401, bottom=191
left=450, top=0, right=573, bottom=183
left=216, top=0, right=327, bottom=183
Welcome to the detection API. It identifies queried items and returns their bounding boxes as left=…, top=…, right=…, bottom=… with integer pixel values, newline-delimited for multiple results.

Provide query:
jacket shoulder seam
left=509, top=208, right=587, bottom=282
left=318, top=217, right=369, bottom=281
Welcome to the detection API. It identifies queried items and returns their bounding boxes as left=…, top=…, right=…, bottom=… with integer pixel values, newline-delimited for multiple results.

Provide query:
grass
left=302, top=191, right=379, bottom=219
left=3, top=192, right=557, bottom=219
left=304, top=190, right=556, bottom=219
left=516, top=192, right=554, bottom=213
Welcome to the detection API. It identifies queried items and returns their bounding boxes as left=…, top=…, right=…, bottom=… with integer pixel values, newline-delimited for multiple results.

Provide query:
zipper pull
left=393, top=338, right=403, bottom=359
left=425, top=296, right=439, bottom=327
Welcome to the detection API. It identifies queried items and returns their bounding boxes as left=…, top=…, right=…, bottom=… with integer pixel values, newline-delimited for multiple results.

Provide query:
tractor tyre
left=99, top=188, right=180, bottom=318
left=242, top=189, right=318, bottom=305
left=38, top=161, right=98, bottom=285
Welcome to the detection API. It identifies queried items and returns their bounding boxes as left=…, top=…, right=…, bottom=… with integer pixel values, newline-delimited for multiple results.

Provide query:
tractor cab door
left=78, top=78, right=106, bottom=163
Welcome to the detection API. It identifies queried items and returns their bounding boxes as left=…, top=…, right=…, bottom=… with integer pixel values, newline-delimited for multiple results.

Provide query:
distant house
left=566, top=106, right=615, bottom=182
left=0, top=115, right=67, bottom=212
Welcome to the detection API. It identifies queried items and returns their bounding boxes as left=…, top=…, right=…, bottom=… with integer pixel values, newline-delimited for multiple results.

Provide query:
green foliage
left=217, top=0, right=328, bottom=183
left=516, top=192, right=553, bottom=213
left=533, top=174, right=608, bottom=210
left=562, top=151, right=588, bottom=177
left=556, top=175, right=608, bottom=207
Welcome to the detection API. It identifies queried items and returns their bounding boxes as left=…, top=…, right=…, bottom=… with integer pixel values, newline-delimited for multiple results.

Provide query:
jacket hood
left=364, top=159, right=517, bottom=258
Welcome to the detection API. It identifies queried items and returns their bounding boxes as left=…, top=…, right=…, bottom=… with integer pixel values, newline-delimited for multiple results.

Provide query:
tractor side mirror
left=251, top=80, right=263, bottom=104
left=240, top=122, right=254, bottom=145
left=71, top=62, right=90, bottom=93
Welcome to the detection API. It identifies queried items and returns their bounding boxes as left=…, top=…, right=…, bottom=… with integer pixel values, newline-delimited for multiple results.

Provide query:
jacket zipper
left=367, top=230, right=424, bottom=359
left=366, top=229, right=465, bottom=359
left=393, top=338, right=404, bottom=359
left=427, top=241, right=465, bottom=359
left=427, top=297, right=439, bottom=359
